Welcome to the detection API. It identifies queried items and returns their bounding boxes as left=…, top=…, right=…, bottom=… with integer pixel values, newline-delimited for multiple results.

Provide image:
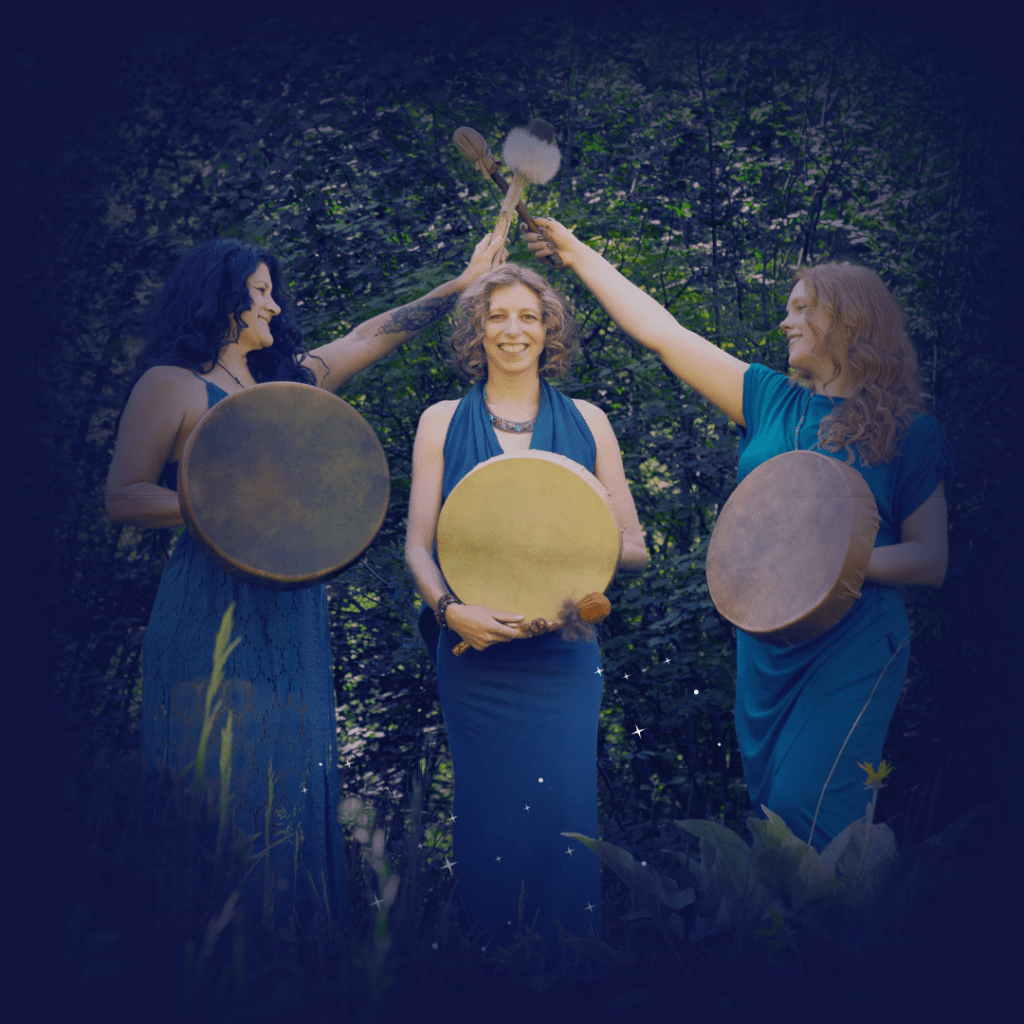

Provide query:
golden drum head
left=706, top=450, right=880, bottom=646
left=179, top=382, right=390, bottom=590
left=437, top=451, right=621, bottom=622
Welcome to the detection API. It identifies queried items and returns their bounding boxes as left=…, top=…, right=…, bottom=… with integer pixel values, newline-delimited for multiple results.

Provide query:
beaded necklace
left=484, top=387, right=537, bottom=434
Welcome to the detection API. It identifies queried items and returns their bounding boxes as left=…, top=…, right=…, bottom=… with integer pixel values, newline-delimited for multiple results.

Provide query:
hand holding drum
left=436, top=451, right=620, bottom=655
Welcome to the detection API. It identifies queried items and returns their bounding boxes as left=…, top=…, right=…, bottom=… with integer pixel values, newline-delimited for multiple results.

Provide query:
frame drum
left=437, top=450, right=621, bottom=622
left=706, top=450, right=880, bottom=646
left=178, top=382, right=389, bottom=590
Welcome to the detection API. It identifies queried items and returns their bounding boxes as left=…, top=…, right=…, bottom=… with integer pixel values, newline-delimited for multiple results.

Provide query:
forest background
left=5, top=0, right=1020, bottom=1017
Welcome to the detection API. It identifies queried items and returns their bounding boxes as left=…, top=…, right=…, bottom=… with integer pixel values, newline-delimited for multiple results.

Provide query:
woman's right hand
left=444, top=603, right=525, bottom=651
left=524, top=217, right=580, bottom=270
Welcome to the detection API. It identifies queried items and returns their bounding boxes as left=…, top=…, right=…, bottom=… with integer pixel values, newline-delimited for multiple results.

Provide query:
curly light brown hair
left=448, top=263, right=579, bottom=379
left=789, top=262, right=926, bottom=465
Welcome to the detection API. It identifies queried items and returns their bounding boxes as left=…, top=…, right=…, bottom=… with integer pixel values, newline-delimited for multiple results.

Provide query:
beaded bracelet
left=435, top=592, right=463, bottom=628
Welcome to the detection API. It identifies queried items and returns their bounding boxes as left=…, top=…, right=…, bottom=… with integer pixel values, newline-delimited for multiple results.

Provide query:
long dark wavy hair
left=129, top=239, right=315, bottom=393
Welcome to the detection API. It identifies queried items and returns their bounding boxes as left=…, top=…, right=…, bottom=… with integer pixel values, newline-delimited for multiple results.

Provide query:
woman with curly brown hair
left=527, top=221, right=950, bottom=851
left=405, top=262, right=647, bottom=953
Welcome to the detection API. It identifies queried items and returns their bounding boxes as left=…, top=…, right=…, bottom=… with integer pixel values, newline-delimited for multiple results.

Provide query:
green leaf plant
left=564, top=767, right=901, bottom=967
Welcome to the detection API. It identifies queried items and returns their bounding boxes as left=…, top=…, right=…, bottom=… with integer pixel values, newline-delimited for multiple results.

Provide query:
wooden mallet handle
left=451, top=593, right=610, bottom=656
left=452, top=127, right=563, bottom=269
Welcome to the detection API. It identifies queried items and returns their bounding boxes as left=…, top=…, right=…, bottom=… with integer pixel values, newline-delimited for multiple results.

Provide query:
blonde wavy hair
left=448, top=263, right=578, bottom=379
left=789, top=262, right=925, bottom=465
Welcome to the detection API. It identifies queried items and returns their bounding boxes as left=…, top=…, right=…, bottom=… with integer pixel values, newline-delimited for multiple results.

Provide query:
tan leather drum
left=437, top=450, right=621, bottom=622
left=178, top=382, right=389, bottom=590
left=706, top=450, right=880, bottom=646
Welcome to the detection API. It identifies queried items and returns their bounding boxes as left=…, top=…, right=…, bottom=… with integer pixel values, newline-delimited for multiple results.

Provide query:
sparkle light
left=443, top=857, right=457, bottom=874
left=585, top=901, right=596, bottom=912
left=631, top=724, right=645, bottom=738
left=694, top=689, right=699, bottom=694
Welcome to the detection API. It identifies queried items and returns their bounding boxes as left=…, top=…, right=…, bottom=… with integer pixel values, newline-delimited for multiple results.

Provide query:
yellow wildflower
left=858, top=760, right=894, bottom=790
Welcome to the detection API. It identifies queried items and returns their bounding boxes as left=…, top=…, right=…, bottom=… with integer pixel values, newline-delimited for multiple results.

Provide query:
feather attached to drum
left=705, top=450, right=880, bottom=646
left=178, top=382, right=390, bottom=590
left=436, top=451, right=620, bottom=654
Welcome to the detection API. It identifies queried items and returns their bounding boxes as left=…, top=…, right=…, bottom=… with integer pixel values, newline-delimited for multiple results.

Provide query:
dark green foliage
left=14, top=2, right=1018, bottom=1018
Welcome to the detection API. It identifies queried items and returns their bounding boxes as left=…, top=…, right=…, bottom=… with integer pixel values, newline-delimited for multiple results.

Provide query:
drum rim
left=436, top=450, right=622, bottom=619
left=178, top=381, right=390, bottom=589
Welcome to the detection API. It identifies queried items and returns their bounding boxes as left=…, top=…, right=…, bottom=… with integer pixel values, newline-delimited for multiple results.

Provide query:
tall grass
left=46, top=608, right=994, bottom=1022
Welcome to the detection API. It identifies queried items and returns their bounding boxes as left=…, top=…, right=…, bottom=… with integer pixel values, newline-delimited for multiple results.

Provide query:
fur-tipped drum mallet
left=452, top=126, right=563, bottom=268
left=490, top=120, right=561, bottom=266
left=451, top=592, right=611, bottom=656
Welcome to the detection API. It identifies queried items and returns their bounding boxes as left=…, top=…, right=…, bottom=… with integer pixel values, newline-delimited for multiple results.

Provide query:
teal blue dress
left=735, top=364, right=952, bottom=849
left=418, top=380, right=605, bottom=954
left=141, top=376, right=346, bottom=931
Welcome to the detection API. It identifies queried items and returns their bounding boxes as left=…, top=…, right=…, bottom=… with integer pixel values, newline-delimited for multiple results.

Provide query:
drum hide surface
left=179, top=382, right=389, bottom=590
left=706, top=450, right=879, bottom=646
left=437, top=451, right=621, bottom=623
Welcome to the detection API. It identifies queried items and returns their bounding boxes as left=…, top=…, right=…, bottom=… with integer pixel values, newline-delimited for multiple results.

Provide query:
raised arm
left=865, top=481, right=948, bottom=587
left=305, top=233, right=508, bottom=391
left=574, top=400, right=648, bottom=573
left=404, top=402, right=525, bottom=651
left=527, top=218, right=749, bottom=426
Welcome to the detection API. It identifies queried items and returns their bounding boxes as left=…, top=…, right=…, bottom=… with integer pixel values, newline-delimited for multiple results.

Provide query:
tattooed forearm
left=374, top=293, right=458, bottom=336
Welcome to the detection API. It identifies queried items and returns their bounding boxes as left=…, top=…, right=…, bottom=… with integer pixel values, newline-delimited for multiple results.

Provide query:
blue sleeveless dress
left=735, top=364, right=953, bottom=849
left=418, top=380, right=605, bottom=954
left=141, top=376, right=346, bottom=931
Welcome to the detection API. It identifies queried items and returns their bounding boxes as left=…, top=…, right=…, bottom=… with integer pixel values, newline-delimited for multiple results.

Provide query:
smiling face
left=233, top=262, right=280, bottom=352
left=780, top=278, right=842, bottom=387
left=482, top=283, right=547, bottom=376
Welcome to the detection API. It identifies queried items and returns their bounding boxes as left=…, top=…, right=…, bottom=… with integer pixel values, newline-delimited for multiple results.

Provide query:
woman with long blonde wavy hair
left=527, top=221, right=950, bottom=851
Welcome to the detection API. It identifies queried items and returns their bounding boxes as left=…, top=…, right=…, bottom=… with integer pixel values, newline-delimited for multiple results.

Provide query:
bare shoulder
left=571, top=397, right=613, bottom=433
left=131, top=365, right=205, bottom=402
left=417, top=398, right=461, bottom=434
left=122, top=366, right=210, bottom=454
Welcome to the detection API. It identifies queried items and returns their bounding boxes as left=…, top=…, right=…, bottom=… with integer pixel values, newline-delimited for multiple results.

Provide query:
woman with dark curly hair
left=405, top=262, right=647, bottom=954
left=527, top=220, right=951, bottom=851
left=107, top=232, right=505, bottom=930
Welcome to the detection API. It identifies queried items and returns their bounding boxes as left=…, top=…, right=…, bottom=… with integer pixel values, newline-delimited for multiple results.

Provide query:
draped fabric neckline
left=441, top=379, right=597, bottom=503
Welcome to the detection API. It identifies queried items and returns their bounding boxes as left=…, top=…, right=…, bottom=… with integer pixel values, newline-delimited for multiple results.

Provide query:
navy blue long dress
left=141, top=376, right=346, bottom=931
left=419, top=379, right=605, bottom=955
left=735, top=364, right=953, bottom=849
